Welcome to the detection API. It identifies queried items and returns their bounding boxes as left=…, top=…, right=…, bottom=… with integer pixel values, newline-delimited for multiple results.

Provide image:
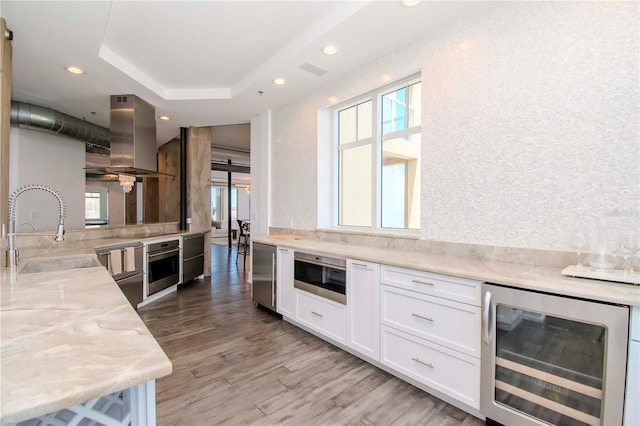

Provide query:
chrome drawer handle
left=311, top=311, right=323, bottom=318
left=412, top=357, right=434, bottom=368
left=411, top=313, right=434, bottom=322
left=352, top=262, right=367, bottom=268
left=411, top=279, right=435, bottom=286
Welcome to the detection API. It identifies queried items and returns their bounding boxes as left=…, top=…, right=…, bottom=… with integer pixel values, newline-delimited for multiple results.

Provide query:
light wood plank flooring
left=137, top=245, right=485, bottom=426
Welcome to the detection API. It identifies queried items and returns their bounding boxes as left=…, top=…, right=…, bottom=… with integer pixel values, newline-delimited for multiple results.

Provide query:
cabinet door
left=276, top=247, right=295, bottom=318
left=347, top=259, right=380, bottom=361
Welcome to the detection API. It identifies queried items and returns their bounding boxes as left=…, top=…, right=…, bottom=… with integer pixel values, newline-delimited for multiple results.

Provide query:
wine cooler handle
left=482, top=290, right=494, bottom=344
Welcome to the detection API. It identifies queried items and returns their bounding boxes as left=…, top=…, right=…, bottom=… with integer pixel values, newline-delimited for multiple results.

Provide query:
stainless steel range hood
left=108, top=94, right=157, bottom=175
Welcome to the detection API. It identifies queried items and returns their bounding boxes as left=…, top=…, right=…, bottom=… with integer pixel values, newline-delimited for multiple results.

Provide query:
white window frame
left=332, top=74, right=421, bottom=232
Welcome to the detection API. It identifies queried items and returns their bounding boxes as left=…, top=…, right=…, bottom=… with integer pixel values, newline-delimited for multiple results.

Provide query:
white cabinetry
left=276, top=247, right=295, bottom=318
left=380, top=325, right=480, bottom=408
left=347, top=259, right=380, bottom=361
left=379, top=264, right=482, bottom=409
left=296, top=290, right=346, bottom=343
left=625, top=306, right=639, bottom=426
left=381, top=285, right=480, bottom=358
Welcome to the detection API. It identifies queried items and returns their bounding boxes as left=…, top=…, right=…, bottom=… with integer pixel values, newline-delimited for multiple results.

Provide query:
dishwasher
left=182, top=233, right=205, bottom=283
left=96, top=242, right=144, bottom=309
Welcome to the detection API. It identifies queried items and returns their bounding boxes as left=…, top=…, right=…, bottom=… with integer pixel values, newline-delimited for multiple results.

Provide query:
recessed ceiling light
left=402, top=0, right=421, bottom=6
left=65, top=66, right=84, bottom=75
left=273, top=78, right=286, bottom=85
left=159, top=115, right=170, bottom=121
left=322, top=45, right=338, bottom=55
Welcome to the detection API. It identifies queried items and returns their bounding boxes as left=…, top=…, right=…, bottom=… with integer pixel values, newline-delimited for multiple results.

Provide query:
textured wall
left=269, top=2, right=639, bottom=250
left=271, top=100, right=320, bottom=230
left=420, top=2, right=639, bottom=249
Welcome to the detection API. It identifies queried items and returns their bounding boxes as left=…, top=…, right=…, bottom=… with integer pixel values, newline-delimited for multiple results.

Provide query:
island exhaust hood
left=108, top=94, right=158, bottom=175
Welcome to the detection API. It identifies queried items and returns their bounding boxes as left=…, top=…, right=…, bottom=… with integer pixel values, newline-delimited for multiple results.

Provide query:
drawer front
left=183, top=254, right=204, bottom=283
left=296, top=290, right=346, bottom=343
left=381, top=285, right=481, bottom=358
left=380, top=325, right=480, bottom=409
left=183, top=233, right=205, bottom=259
left=381, top=265, right=481, bottom=305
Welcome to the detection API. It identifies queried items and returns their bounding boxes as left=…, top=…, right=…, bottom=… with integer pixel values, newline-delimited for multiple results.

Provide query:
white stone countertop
left=0, top=235, right=179, bottom=425
left=254, top=236, right=640, bottom=306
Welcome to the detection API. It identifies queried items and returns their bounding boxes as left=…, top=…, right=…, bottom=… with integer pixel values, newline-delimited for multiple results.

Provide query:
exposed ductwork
left=10, top=100, right=110, bottom=149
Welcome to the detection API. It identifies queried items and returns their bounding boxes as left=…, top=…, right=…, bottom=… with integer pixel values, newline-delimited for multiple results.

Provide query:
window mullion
left=373, top=92, right=381, bottom=229
left=381, top=125, right=421, bottom=142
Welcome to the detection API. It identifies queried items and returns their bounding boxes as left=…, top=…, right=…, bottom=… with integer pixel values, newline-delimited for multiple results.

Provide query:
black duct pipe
left=179, top=127, right=188, bottom=231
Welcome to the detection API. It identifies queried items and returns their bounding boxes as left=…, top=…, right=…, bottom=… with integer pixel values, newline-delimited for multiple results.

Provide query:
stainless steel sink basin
left=19, top=255, right=101, bottom=274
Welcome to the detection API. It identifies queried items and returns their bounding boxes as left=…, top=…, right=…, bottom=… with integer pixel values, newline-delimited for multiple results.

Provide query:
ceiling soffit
left=98, top=1, right=368, bottom=101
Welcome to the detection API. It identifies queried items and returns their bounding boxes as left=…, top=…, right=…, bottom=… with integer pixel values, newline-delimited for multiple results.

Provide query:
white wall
left=237, top=187, right=250, bottom=221
left=9, top=127, right=85, bottom=231
left=268, top=2, right=639, bottom=251
left=250, top=111, right=270, bottom=237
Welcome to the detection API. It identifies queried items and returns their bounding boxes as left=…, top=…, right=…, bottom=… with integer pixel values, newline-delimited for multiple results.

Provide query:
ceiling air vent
left=299, top=62, right=327, bottom=77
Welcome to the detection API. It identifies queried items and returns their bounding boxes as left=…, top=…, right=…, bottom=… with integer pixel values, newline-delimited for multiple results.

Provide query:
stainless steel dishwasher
left=252, top=242, right=277, bottom=312
left=182, top=232, right=205, bottom=283
left=96, top=242, right=144, bottom=309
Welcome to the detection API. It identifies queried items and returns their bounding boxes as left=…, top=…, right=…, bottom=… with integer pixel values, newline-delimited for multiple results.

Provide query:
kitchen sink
left=19, top=255, right=101, bottom=274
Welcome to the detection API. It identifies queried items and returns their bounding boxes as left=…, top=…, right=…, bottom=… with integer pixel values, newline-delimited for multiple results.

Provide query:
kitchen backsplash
left=13, top=223, right=181, bottom=250
left=268, top=227, right=574, bottom=269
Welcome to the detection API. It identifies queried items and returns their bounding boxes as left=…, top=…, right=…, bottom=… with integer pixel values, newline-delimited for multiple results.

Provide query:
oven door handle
left=148, top=248, right=180, bottom=261
left=482, top=290, right=494, bottom=345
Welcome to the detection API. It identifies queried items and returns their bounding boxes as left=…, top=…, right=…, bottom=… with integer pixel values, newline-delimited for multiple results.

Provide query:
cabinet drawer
left=381, top=285, right=481, bottom=358
left=381, top=265, right=481, bottom=306
left=182, top=233, right=204, bottom=259
left=296, top=290, right=346, bottom=343
left=380, top=325, right=480, bottom=409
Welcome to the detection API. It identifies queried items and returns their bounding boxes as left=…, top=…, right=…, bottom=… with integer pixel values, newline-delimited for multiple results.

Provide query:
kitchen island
left=0, top=259, right=172, bottom=425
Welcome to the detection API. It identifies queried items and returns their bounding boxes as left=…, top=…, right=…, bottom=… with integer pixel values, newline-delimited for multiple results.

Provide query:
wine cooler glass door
left=480, top=284, right=629, bottom=426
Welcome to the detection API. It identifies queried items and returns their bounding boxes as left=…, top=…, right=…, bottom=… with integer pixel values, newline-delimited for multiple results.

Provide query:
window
left=85, top=192, right=101, bottom=220
left=335, top=77, right=421, bottom=230
left=85, top=186, right=108, bottom=225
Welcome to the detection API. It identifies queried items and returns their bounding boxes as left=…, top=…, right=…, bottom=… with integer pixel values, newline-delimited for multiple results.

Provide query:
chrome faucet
left=6, top=184, right=65, bottom=267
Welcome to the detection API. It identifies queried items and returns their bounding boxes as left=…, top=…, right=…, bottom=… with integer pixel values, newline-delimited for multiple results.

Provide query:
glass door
left=495, top=306, right=605, bottom=425
left=481, top=284, right=629, bottom=426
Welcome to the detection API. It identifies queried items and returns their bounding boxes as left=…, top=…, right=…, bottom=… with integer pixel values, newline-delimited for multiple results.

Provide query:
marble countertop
left=254, top=236, right=640, bottom=306
left=0, top=240, right=175, bottom=424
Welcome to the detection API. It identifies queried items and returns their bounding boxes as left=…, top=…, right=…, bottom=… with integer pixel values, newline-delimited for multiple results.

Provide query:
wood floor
left=137, top=244, right=485, bottom=426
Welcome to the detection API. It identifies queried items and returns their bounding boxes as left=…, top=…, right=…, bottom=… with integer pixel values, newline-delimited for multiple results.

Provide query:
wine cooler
left=481, top=283, right=629, bottom=426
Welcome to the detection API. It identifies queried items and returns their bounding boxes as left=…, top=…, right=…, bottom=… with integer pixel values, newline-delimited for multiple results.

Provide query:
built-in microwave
left=294, top=252, right=346, bottom=304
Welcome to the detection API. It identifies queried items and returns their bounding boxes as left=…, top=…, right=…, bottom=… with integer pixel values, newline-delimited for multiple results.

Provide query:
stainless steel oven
left=146, top=239, right=180, bottom=296
left=481, top=283, right=629, bottom=426
left=294, top=252, right=346, bottom=304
